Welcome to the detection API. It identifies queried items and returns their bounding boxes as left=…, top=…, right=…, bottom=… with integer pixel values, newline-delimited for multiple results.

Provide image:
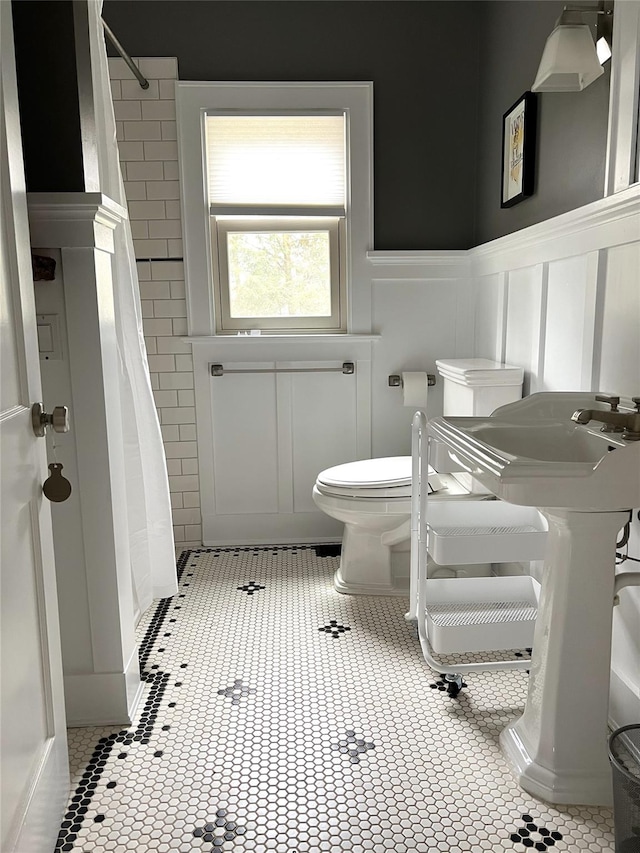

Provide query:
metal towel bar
left=211, top=362, right=355, bottom=377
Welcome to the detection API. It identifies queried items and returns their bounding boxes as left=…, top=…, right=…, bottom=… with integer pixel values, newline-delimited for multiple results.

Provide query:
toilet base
left=333, top=522, right=409, bottom=597
left=334, top=565, right=408, bottom=597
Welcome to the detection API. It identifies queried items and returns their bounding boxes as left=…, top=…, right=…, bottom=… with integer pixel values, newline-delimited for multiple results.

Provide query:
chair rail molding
left=470, top=183, right=640, bottom=277
left=366, top=250, right=470, bottom=281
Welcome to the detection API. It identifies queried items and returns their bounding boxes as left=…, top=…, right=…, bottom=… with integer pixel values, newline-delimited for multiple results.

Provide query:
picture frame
left=501, top=91, right=537, bottom=208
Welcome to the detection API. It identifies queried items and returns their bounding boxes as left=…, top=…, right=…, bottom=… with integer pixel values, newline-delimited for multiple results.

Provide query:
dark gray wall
left=102, top=0, right=481, bottom=250
left=12, top=0, right=85, bottom=192
left=474, top=1, right=610, bottom=245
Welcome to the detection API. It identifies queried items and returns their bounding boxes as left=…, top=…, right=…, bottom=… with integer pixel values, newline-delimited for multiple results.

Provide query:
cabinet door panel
left=211, top=363, right=279, bottom=515
left=289, top=362, right=357, bottom=514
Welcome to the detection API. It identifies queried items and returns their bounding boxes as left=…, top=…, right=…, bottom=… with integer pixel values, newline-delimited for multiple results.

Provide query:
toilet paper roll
left=402, top=372, right=429, bottom=408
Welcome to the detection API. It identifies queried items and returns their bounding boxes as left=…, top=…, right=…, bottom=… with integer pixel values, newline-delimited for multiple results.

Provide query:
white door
left=0, top=5, right=69, bottom=852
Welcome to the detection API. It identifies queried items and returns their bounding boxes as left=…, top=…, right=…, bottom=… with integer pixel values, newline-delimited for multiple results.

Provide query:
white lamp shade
left=532, top=23, right=604, bottom=92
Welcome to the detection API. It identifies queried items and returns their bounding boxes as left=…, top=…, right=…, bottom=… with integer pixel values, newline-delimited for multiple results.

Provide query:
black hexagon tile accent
left=509, top=814, right=564, bottom=850
left=332, top=729, right=376, bottom=764
left=217, top=678, right=256, bottom=705
left=193, top=809, right=247, bottom=850
left=319, top=619, right=351, bottom=638
left=53, top=550, right=190, bottom=852
left=314, top=543, right=341, bottom=558
left=237, top=580, right=265, bottom=596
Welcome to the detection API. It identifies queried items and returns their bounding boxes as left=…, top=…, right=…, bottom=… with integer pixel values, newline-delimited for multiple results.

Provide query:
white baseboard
left=203, top=511, right=343, bottom=546
left=609, top=665, right=640, bottom=730
left=202, top=535, right=342, bottom=547
left=64, top=648, right=142, bottom=727
left=7, top=735, right=69, bottom=853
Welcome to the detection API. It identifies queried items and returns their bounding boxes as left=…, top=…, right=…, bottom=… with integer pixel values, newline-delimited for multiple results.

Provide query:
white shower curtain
left=89, top=0, right=178, bottom=617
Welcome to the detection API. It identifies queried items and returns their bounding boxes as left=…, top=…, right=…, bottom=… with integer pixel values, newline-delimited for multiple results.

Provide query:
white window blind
left=205, top=115, right=346, bottom=208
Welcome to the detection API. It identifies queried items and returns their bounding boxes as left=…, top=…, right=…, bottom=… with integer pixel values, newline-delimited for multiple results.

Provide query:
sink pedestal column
left=500, top=508, right=628, bottom=806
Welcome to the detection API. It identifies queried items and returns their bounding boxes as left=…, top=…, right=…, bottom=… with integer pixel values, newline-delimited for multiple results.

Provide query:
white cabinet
left=193, top=340, right=374, bottom=545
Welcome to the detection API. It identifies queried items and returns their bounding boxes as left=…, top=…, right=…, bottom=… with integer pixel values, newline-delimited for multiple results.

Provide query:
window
left=206, top=114, right=347, bottom=333
left=177, top=82, right=373, bottom=337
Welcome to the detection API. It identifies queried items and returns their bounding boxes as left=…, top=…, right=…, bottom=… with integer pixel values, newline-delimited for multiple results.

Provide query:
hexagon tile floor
left=57, top=546, right=615, bottom=852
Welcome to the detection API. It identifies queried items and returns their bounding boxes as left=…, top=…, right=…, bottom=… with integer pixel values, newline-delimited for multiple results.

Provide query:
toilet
left=312, top=358, right=525, bottom=595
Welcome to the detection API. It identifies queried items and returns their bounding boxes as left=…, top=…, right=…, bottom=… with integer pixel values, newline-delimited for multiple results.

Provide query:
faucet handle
left=595, top=394, right=620, bottom=411
left=632, top=397, right=640, bottom=412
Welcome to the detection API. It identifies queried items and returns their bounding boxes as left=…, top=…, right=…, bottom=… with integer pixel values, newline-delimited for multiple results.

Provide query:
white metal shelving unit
left=411, top=412, right=547, bottom=696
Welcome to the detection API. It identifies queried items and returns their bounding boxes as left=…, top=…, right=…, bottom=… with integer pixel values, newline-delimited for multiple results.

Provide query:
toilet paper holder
left=388, top=374, right=436, bottom=388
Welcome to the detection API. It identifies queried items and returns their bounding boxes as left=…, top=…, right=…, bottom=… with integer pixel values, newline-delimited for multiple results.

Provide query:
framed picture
left=501, top=91, right=537, bottom=208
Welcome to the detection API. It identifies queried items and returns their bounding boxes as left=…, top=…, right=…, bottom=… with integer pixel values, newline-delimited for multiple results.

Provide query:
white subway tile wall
left=109, top=56, right=201, bottom=547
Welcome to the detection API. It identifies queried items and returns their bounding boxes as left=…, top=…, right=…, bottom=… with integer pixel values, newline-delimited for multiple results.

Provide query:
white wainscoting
left=472, top=187, right=640, bottom=404
left=469, top=184, right=640, bottom=729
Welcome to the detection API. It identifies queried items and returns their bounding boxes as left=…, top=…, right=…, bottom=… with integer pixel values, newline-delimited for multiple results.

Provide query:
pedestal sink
left=428, top=392, right=640, bottom=806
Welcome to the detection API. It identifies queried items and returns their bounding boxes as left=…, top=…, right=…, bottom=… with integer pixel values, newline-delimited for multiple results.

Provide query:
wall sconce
left=532, top=1, right=613, bottom=93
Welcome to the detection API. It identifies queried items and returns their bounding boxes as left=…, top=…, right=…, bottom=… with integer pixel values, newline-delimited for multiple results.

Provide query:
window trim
left=176, top=82, right=373, bottom=337
left=212, top=216, right=346, bottom=333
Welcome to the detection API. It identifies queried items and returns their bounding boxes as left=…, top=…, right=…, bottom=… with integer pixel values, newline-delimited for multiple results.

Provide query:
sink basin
left=428, top=392, right=640, bottom=510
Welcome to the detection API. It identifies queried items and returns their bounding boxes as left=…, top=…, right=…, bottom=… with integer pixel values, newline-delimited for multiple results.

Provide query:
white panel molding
left=454, top=277, right=476, bottom=357
left=534, top=264, right=549, bottom=394
left=504, top=265, right=545, bottom=396
left=590, top=249, right=609, bottom=393
left=497, top=271, right=509, bottom=365
left=355, top=357, right=372, bottom=459
left=276, top=371, right=294, bottom=515
left=581, top=251, right=602, bottom=391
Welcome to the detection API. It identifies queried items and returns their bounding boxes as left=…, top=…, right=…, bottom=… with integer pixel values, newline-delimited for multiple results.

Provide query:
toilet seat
left=317, top=456, right=410, bottom=498
left=315, top=456, right=451, bottom=500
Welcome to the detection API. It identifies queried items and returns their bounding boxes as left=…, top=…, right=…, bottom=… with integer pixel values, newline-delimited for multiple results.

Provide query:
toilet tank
left=435, top=358, right=524, bottom=417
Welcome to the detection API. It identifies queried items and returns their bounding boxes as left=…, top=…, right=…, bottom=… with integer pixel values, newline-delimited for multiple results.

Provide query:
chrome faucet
left=571, top=395, right=640, bottom=441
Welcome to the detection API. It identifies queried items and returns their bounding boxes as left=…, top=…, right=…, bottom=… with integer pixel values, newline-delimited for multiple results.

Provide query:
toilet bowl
left=312, top=456, right=486, bottom=595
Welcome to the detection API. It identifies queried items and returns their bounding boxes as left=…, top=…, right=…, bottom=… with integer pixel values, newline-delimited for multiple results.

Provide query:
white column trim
left=28, top=192, right=127, bottom=252
left=28, top=191, right=140, bottom=726
left=604, top=0, right=640, bottom=195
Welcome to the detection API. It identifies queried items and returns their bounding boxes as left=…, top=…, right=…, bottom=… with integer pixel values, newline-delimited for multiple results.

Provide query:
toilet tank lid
left=317, top=456, right=412, bottom=488
left=435, top=358, right=524, bottom=386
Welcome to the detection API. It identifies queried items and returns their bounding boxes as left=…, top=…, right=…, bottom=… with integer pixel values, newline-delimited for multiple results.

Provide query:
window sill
left=183, top=334, right=381, bottom=344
